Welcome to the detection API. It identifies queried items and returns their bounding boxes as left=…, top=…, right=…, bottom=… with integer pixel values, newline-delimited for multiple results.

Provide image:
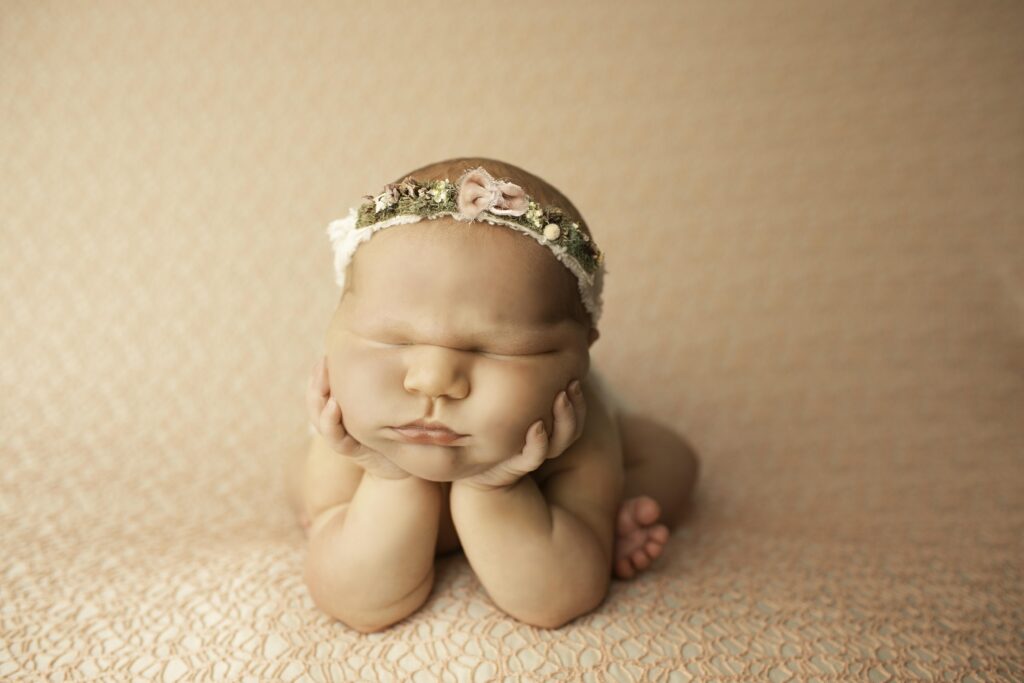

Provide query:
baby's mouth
left=391, top=423, right=467, bottom=446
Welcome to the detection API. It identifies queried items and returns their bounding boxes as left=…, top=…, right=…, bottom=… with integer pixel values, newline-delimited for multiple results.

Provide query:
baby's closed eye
left=364, top=336, right=548, bottom=359
left=348, top=322, right=565, bottom=360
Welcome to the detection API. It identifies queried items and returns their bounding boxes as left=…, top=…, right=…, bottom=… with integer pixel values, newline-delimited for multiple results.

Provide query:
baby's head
left=323, top=157, right=605, bottom=482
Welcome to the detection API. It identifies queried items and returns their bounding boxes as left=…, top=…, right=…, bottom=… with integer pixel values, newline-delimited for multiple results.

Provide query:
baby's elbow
left=304, top=552, right=435, bottom=634
left=306, top=580, right=427, bottom=634
left=520, top=596, right=604, bottom=630
left=520, top=611, right=576, bottom=630
left=337, top=613, right=402, bottom=634
left=305, top=572, right=431, bottom=634
left=516, top=577, right=611, bottom=630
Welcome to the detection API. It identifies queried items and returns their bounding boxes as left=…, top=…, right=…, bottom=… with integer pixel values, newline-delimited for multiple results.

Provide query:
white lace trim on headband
left=325, top=208, right=605, bottom=326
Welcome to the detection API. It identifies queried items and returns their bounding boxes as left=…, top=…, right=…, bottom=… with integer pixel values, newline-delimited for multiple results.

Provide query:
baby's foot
left=613, top=495, right=670, bottom=579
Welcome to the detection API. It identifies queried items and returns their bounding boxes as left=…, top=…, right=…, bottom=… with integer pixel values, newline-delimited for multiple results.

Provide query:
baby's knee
left=621, top=414, right=700, bottom=469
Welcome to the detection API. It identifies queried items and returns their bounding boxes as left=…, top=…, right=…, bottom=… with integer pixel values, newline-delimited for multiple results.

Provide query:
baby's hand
left=307, top=356, right=411, bottom=480
left=458, top=380, right=587, bottom=492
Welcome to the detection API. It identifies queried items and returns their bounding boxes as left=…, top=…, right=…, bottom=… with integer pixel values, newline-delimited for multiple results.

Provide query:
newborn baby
left=286, top=158, right=699, bottom=632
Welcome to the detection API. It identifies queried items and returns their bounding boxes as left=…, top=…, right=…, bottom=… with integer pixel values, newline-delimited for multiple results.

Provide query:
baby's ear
left=588, top=328, right=600, bottom=347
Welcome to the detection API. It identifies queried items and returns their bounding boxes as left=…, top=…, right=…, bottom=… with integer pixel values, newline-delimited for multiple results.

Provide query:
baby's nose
left=402, top=348, right=470, bottom=400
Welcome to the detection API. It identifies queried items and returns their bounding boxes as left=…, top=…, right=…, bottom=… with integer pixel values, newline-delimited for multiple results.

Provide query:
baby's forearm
left=449, top=477, right=609, bottom=628
left=304, top=473, right=441, bottom=632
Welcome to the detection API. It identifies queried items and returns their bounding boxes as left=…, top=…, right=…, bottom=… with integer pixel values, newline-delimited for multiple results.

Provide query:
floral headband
left=325, top=166, right=606, bottom=326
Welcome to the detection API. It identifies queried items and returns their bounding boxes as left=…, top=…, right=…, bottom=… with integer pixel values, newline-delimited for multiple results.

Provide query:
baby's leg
left=621, top=414, right=699, bottom=527
left=614, top=413, right=700, bottom=578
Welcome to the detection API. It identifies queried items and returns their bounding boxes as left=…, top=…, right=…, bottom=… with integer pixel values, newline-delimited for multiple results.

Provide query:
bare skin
left=290, top=214, right=700, bottom=626
left=289, top=357, right=699, bottom=580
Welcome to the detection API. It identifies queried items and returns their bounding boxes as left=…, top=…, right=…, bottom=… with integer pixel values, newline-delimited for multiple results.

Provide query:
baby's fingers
left=319, top=397, right=360, bottom=455
left=504, top=421, right=550, bottom=475
left=567, top=380, right=587, bottom=441
left=547, top=390, right=578, bottom=458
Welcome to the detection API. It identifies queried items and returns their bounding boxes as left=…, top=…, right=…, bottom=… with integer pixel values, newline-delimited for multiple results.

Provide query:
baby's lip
left=394, top=419, right=465, bottom=436
left=392, top=423, right=467, bottom=446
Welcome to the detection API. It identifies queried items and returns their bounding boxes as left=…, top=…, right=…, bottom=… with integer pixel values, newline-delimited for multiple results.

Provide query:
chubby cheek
left=324, top=344, right=399, bottom=444
left=474, top=373, right=536, bottom=455
left=472, top=360, right=580, bottom=457
left=322, top=338, right=589, bottom=466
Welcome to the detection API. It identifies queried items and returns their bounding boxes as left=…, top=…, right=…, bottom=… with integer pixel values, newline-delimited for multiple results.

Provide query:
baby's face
left=325, top=220, right=594, bottom=482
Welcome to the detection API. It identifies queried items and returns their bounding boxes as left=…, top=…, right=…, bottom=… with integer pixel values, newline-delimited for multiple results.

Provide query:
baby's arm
left=304, top=473, right=441, bottom=633
left=303, top=357, right=440, bottom=633
left=450, top=381, right=623, bottom=629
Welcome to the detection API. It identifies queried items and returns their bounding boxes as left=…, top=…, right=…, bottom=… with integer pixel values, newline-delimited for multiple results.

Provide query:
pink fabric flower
left=455, top=167, right=529, bottom=220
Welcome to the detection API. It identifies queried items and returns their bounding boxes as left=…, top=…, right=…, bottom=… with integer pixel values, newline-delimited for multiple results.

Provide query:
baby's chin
left=387, top=442, right=463, bottom=482
left=378, top=439, right=501, bottom=483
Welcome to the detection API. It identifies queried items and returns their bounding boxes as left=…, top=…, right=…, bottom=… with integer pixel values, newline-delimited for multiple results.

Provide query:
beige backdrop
left=2, top=1, right=1022, bottom=680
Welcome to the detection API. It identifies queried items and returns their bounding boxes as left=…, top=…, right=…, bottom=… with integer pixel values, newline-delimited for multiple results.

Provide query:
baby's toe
left=631, top=549, right=651, bottom=570
left=644, top=540, right=664, bottom=558
left=616, top=500, right=639, bottom=536
left=634, top=496, right=661, bottom=525
left=626, top=527, right=649, bottom=552
left=650, top=524, right=670, bottom=543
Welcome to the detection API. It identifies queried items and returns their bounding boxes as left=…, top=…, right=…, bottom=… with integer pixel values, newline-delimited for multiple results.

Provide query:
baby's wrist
left=361, top=469, right=430, bottom=486
left=360, top=468, right=412, bottom=482
left=451, top=476, right=525, bottom=494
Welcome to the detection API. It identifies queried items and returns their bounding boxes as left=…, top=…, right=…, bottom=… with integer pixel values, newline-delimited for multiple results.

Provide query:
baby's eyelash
left=379, top=341, right=526, bottom=357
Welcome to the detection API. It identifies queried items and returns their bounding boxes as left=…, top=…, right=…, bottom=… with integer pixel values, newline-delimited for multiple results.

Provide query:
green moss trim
left=354, top=177, right=603, bottom=274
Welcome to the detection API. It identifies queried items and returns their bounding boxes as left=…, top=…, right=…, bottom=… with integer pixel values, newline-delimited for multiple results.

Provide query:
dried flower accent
left=349, top=167, right=602, bottom=279
left=428, top=180, right=451, bottom=204
left=333, top=165, right=606, bottom=326
left=373, top=184, right=401, bottom=213
left=398, top=176, right=420, bottom=197
left=525, top=201, right=544, bottom=228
